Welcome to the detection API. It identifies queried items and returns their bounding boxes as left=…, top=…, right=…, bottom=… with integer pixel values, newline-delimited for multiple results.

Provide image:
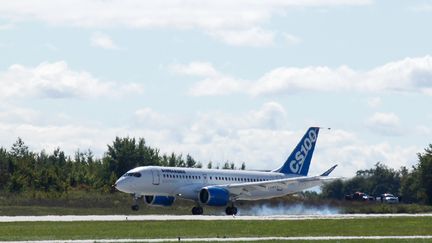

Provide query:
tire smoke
left=238, top=203, right=340, bottom=216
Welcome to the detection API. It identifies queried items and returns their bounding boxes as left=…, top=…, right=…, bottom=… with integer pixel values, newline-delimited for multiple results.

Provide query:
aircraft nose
left=114, top=178, right=128, bottom=192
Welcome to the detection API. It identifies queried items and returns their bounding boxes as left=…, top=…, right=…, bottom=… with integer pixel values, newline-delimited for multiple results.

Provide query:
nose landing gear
left=131, top=194, right=140, bottom=211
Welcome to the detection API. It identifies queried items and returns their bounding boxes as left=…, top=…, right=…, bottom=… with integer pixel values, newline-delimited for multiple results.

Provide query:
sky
left=1, top=0, right=432, bottom=177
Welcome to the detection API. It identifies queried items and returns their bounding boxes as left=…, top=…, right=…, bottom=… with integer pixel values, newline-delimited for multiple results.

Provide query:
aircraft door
left=152, top=169, right=160, bottom=185
left=202, top=174, right=208, bottom=184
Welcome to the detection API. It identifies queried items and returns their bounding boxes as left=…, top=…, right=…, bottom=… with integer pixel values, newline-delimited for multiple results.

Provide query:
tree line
left=1, top=136, right=431, bottom=205
left=0, top=137, right=245, bottom=194
left=321, top=144, right=432, bottom=205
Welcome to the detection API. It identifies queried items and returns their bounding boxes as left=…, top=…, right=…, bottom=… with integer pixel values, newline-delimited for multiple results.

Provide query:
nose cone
left=115, top=177, right=131, bottom=193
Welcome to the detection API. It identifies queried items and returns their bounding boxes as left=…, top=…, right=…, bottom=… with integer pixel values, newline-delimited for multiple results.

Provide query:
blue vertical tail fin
left=272, top=127, right=321, bottom=176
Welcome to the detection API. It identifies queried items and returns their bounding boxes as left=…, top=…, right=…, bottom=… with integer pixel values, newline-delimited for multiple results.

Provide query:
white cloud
left=250, top=65, right=356, bottom=95
left=282, top=33, right=301, bottom=45
left=0, top=122, right=117, bottom=156
left=134, top=107, right=186, bottom=130
left=0, top=61, right=144, bottom=100
left=170, top=62, right=246, bottom=96
left=0, top=23, right=14, bottom=30
left=0, top=0, right=371, bottom=46
left=410, top=3, right=432, bottom=12
left=0, top=1, right=371, bottom=28
left=367, top=97, right=382, bottom=108
left=177, top=56, right=432, bottom=96
left=0, top=105, right=40, bottom=124
left=44, top=43, right=58, bottom=51
left=415, top=125, right=432, bottom=136
left=90, top=32, right=120, bottom=50
left=366, top=112, right=402, bottom=136
left=366, top=112, right=400, bottom=127
left=207, top=28, right=275, bottom=47
left=0, top=101, right=421, bottom=177
left=170, top=62, right=219, bottom=77
left=320, top=141, right=419, bottom=177
left=189, top=77, right=246, bottom=96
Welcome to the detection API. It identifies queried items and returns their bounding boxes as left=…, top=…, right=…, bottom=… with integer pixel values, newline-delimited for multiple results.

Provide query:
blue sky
left=1, top=0, right=432, bottom=176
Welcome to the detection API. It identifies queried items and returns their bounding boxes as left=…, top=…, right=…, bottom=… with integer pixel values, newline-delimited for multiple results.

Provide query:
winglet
left=320, top=164, right=338, bottom=176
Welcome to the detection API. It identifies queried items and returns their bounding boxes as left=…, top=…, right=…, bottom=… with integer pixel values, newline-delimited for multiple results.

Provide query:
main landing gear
left=191, top=206, right=203, bottom=215
left=225, top=204, right=238, bottom=215
left=131, top=194, right=140, bottom=211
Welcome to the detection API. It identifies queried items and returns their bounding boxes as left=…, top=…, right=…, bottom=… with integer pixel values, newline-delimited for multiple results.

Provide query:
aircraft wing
left=224, top=176, right=339, bottom=198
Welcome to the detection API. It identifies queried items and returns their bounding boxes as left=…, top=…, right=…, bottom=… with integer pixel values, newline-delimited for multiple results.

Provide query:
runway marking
left=1, top=214, right=432, bottom=222
left=4, top=236, right=432, bottom=242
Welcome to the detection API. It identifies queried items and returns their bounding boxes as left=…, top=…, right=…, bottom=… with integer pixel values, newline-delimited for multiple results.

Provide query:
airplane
left=114, top=127, right=338, bottom=215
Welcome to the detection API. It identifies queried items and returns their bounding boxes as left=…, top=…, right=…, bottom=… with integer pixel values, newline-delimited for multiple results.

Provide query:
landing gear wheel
left=225, top=206, right=238, bottom=215
left=131, top=193, right=140, bottom=211
left=232, top=206, right=238, bottom=215
left=192, top=206, right=203, bottom=215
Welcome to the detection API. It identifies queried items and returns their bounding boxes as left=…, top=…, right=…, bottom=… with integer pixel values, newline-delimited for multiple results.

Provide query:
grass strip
left=1, top=217, right=432, bottom=241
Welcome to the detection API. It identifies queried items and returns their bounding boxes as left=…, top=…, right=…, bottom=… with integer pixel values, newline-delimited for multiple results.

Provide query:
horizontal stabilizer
left=320, top=164, right=338, bottom=176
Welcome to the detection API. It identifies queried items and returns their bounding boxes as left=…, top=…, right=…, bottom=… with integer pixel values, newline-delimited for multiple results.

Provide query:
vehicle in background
left=377, top=193, right=399, bottom=204
left=345, top=192, right=374, bottom=201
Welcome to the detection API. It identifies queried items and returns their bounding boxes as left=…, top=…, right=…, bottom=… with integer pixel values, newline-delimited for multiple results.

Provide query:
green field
left=1, top=217, right=432, bottom=241
left=2, top=191, right=432, bottom=216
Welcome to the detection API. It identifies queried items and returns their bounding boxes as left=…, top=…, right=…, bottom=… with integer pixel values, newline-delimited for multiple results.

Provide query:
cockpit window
left=124, top=172, right=141, bottom=177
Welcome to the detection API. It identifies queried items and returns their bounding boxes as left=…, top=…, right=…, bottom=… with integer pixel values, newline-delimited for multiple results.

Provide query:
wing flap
left=225, top=176, right=339, bottom=197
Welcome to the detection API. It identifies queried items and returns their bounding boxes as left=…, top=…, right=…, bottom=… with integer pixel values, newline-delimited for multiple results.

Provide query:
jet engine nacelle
left=199, top=186, right=229, bottom=206
left=144, top=195, right=175, bottom=206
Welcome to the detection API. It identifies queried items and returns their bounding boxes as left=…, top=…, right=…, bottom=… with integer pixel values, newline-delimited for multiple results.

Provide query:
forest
left=0, top=137, right=243, bottom=195
left=0, top=137, right=431, bottom=205
left=321, top=144, right=432, bottom=204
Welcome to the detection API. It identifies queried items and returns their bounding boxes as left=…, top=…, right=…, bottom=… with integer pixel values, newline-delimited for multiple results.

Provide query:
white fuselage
left=115, top=166, right=323, bottom=202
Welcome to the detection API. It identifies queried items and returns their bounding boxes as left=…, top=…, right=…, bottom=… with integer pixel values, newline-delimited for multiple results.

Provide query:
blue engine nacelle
left=144, top=195, right=175, bottom=207
left=199, top=186, right=229, bottom=206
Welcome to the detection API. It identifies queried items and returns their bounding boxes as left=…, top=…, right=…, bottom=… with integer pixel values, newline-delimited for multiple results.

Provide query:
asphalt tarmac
left=1, top=213, right=432, bottom=222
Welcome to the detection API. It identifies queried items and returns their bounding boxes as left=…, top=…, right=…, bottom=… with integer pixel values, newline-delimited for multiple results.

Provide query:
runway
left=1, top=213, right=432, bottom=222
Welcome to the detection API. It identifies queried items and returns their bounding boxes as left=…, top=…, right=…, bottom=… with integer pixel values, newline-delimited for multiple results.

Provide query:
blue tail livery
left=273, top=127, right=320, bottom=176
